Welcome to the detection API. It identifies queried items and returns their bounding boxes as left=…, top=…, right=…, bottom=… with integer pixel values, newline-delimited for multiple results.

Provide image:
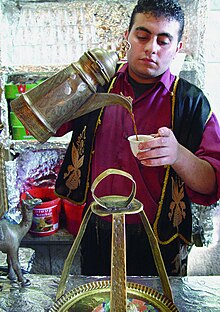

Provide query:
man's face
left=125, top=13, right=182, bottom=83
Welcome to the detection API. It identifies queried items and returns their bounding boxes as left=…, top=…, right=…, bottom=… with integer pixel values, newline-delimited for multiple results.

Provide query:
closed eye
left=137, top=35, right=148, bottom=41
left=157, top=34, right=172, bottom=46
left=157, top=39, right=170, bottom=46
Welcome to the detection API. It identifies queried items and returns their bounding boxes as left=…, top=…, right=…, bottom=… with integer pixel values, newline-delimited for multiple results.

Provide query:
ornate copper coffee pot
left=11, top=49, right=132, bottom=143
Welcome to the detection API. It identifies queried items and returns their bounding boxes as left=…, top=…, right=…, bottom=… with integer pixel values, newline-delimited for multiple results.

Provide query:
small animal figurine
left=0, top=192, right=42, bottom=286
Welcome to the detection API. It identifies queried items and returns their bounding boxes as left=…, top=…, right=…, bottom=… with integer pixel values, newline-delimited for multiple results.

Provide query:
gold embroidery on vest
left=168, top=176, right=186, bottom=228
left=64, top=126, right=86, bottom=196
left=76, top=126, right=86, bottom=155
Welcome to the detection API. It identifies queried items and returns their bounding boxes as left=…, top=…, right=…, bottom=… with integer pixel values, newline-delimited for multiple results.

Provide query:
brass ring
left=91, top=168, right=136, bottom=210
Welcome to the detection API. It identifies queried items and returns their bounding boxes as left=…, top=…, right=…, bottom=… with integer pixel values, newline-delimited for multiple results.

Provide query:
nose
left=144, top=37, right=157, bottom=55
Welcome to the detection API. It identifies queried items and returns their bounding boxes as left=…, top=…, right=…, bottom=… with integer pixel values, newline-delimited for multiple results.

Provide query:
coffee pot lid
left=85, top=48, right=119, bottom=85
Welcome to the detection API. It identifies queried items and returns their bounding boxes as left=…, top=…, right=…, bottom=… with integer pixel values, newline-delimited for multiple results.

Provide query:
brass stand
left=55, top=169, right=174, bottom=311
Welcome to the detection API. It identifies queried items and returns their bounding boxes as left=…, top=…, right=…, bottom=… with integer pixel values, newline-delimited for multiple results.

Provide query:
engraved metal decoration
left=50, top=280, right=178, bottom=312
left=51, top=169, right=178, bottom=311
left=11, top=49, right=132, bottom=143
left=117, top=38, right=131, bottom=60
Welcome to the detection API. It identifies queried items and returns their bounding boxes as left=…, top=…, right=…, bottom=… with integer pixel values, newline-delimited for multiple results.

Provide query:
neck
left=128, top=74, right=156, bottom=99
left=127, top=70, right=161, bottom=84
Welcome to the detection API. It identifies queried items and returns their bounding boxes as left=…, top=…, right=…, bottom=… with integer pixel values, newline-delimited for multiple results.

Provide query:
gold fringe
left=83, top=108, right=104, bottom=204
left=171, top=77, right=179, bottom=129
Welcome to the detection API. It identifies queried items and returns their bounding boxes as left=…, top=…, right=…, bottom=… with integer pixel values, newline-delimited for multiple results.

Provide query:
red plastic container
left=63, top=199, right=85, bottom=236
left=21, top=187, right=61, bottom=237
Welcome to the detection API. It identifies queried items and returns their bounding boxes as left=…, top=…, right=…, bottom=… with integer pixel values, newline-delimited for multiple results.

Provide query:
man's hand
left=136, top=127, right=216, bottom=195
left=136, top=127, right=179, bottom=166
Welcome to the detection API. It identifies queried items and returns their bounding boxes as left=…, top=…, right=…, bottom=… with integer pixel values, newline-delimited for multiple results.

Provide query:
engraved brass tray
left=50, top=280, right=178, bottom=312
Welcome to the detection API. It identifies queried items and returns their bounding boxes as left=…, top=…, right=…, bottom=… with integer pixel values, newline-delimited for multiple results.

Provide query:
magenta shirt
left=56, top=65, right=220, bottom=224
left=88, top=65, right=220, bottom=224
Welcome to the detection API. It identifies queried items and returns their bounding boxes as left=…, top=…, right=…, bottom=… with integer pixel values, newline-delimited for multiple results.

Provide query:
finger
left=139, top=136, right=165, bottom=150
left=140, top=155, right=169, bottom=167
left=158, top=127, right=171, bottom=137
left=137, top=146, right=169, bottom=159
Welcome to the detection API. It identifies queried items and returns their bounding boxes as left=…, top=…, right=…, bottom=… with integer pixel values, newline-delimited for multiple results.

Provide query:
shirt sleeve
left=186, top=113, right=220, bottom=205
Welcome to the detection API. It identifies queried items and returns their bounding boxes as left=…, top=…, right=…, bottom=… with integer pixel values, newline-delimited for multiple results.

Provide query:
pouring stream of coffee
left=131, top=112, right=139, bottom=141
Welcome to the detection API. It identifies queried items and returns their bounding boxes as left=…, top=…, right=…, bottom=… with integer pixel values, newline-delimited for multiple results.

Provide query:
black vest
left=55, top=77, right=211, bottom=245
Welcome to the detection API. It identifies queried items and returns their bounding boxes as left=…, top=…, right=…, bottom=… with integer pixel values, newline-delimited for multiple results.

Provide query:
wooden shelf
left=21, top=228, right=74, bottom=247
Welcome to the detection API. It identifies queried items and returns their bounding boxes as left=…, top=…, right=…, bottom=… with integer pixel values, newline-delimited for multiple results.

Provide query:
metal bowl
left=49, top=280, right=178, bottom=312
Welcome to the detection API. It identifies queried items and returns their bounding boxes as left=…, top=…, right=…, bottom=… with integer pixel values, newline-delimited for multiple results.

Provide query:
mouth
left=140, top=57, right=156, bottom=65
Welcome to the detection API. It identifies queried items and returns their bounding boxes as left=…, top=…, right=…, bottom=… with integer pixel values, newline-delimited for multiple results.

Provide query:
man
left=55, top=0, right=220, bottom=276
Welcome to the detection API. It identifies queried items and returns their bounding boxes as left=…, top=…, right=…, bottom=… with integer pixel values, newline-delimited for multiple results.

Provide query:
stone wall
left=0, top=0, right=208, bottom=89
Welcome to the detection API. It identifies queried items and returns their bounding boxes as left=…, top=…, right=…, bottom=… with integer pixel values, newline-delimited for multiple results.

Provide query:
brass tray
left=49, top=280, right=178, bottom=312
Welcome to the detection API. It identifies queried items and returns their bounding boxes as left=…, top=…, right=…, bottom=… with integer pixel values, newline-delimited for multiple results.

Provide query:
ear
left=124, top=30, right=129, bottom=40
left=176, top=41, right=183, bottom=53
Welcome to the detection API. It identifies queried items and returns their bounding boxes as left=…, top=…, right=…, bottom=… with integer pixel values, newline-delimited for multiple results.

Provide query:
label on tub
left=30, top=205, right=59, bottom=236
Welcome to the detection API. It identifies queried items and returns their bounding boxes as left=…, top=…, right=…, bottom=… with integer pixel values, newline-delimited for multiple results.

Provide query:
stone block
left=205, top=12, right=220, bottom=62
left=210, top=0, right=220, bottom=10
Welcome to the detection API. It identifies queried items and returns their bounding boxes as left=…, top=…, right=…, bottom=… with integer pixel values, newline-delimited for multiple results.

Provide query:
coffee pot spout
left=74, top=93, right=132, bottom=120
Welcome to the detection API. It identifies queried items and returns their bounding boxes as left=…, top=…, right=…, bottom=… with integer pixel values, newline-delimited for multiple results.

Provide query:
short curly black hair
left=129, top=0, right=184, bottom=42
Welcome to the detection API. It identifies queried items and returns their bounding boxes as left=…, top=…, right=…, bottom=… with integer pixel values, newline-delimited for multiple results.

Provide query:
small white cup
left=128, top=134, right=154, bottom=157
